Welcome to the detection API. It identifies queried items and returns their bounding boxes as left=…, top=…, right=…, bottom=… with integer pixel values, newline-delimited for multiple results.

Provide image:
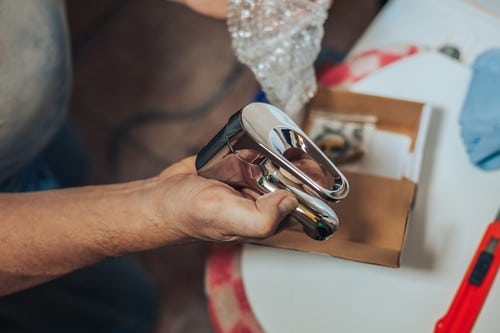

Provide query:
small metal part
left=485, top=237, right=499, bottom=254
left=439, top=45, right=461, bottom=60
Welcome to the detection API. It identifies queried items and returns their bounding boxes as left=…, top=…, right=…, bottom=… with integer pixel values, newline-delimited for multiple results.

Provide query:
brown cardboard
left=305, top=87, right=424, bottom=151
left=256, top=88, right=428, bottom=267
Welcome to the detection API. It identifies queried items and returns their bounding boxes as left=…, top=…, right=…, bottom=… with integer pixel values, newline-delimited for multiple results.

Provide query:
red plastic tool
left=435, top=210, right=500, bottom=333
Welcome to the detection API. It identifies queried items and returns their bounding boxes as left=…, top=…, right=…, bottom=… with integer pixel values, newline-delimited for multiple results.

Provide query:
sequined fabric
left=227, top=0, right=331, bottom=120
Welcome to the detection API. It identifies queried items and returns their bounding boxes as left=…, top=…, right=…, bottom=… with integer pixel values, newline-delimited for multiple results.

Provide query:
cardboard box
left=257, top=88, right=432, bottom=267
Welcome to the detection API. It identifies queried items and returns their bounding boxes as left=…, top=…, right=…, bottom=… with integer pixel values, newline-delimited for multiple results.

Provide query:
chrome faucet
left=196, top=103, right=349, bottom=240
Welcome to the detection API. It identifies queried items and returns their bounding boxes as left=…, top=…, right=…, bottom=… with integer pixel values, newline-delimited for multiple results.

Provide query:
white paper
left=341, top=129, right=412, bottom=180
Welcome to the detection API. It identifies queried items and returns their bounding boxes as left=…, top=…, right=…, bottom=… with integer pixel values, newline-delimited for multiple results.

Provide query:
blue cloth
left=460, top=49, right=500, bottom=170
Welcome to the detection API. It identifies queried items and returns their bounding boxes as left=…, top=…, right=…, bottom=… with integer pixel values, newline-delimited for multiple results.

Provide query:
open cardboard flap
left=256, top=88, right=432, bottom=267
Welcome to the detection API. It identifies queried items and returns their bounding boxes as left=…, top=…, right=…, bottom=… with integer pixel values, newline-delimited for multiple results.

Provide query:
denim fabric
left=460, top=49, right=500, bottom=171
left=0, top=130, right=157, bottom=332
left=0, top=157, right=59, bottom=193
left=0, top=257, right=158, bottom=333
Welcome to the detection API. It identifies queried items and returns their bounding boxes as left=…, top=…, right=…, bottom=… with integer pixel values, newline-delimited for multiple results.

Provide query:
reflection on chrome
left=196, top=103, right=349, bottom=240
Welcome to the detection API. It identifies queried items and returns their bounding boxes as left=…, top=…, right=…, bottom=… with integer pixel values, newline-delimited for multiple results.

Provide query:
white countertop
left=241, top=1, right=500, bottom=332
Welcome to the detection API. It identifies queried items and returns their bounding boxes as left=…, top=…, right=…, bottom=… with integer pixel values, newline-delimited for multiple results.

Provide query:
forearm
left=0, top=177, right=168, bottom=296
left=0, top=156, right=298, bottom=296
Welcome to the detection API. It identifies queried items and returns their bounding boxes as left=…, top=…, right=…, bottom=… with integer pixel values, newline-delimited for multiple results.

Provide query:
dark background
left=65, top=1, right=381, bottom=331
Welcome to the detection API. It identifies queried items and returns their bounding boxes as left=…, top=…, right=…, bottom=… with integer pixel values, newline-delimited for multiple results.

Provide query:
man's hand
left=0, top=155, right=297, bottom=295
left=170, top=0, right=227, bottom=19
left=148, top=156, right=298, bottom=244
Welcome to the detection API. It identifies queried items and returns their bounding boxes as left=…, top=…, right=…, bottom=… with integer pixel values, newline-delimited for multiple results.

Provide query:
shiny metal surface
left=196, top=102, right=349, bottom=240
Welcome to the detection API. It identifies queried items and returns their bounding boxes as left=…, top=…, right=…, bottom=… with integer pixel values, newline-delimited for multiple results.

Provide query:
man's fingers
left=256, top=190, right=298, bottom=222
left=238, top=190, right=297, bottom=238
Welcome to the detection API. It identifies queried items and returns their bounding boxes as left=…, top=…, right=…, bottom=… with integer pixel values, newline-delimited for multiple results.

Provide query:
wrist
left=86, top=177, right=175, bottom=257
left=118, top=175, right=192, bottom=253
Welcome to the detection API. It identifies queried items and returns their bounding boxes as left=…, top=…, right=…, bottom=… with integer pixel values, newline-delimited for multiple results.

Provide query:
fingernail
left=278, top=196, right=298, bottom=217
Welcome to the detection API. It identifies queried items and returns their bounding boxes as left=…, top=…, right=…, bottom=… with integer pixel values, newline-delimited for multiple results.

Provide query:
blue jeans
left=0, top=123, right=158, bottom=333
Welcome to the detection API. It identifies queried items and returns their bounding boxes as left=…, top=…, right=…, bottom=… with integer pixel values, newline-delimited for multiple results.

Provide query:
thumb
left=256, top=190, right=298, bottom=221
left=249, top=190, right=298, bottom=238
